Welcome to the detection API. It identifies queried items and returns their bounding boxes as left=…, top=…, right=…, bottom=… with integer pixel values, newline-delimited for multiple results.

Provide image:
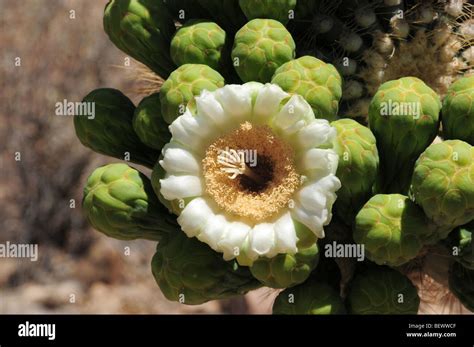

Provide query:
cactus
left=152, top=230, right=260, bottom=305
left=271, top=56, right=342, bottom=121
left=442, top=75, right=474, bottom=145
left=239, top=0, right=297, bottom=24
left=170, top=20, right=228, bottom=71
left=69, top=0, right=474, bottom=313
left=74, top=88, right=159, bottom=168
left=331, top=118, right=379, bottom=222
left=249, top=243, right=319, bottom=288
left=232, top=19, right=295, bottom=83
left=273, top=279, right=345, bottom=314
left=82, top=163, right=176, bottom=241
left=132, top=93, right=171, bottom=151
left=369, top=77, right=441, bottom=194
left=354, top=194, right=430, bottom=266
left=159, top=64, right=225, bottom=124
left=103, top=0, right=176, bottom=78
left=411, top=140, right=474, bottom=232
left=347, top=265, right=420, bottom=314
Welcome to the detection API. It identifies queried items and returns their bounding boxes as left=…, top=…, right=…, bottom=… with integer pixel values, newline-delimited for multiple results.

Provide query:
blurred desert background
left=0, top=0, right=275, bottom=314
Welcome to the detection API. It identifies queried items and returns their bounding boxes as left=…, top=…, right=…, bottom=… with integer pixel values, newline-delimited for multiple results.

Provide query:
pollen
left=202, top=122, right=300, bottom=222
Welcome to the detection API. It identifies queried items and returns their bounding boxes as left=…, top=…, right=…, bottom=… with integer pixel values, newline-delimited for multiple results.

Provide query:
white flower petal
left=214, top=85, right=253, bottom=122
left=195, top=90, right=229, bottom=130
left=297, top=120, right=337, bottom=150
left=273, top=94, right=314, bottom=133
left=196, top=214, right=228, bottom=251
left=217, top=221, right=251, bottom=261
left=160, top=175, right=203, bottom=200
left=168, top=110, right=214, bottom=152
left=253, top=83, right=289, bottom=123
left=327, top=152, right=339, bottom=175
left=243, top=81, right=264, bottom=99
left=291, top=201, right=327, bottom=238
left=249, top=223, right=276, bottom=257
left=281, top=119, right=307, bottom=137
left=299, top=148, right=339, bottom=179
left=177, top=197, right=215, bottom=237
left=274, top=212, right=298, bottom=254
left=160, top=143, right=200, bottom=175
left=297, top=177, right=340, bottom=213
left=291, top=175, right=341, bottom=237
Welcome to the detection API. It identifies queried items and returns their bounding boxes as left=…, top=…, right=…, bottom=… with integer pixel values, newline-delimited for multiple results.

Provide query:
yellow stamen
left=202, top=122, right=300, bottom=222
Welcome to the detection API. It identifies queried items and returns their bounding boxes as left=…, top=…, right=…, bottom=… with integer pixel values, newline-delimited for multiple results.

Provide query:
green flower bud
left=411, top=140, right=474, bottom=231
left=369, top=77, right=441, bottom=194
left=151, top=230, right=260, bottom=305
left=239, top=0, right=297, bottom=24
left=331, top=119, right=379, bottom=222
left=250, top=243, right=319, bottom=289
left=83, top=163, right=177, bottom=241
left=271, top=56, right=342, bottom=121
left=232, top=19, right=295, bottom=83
left=247, top=214, right=322, bottom=288
left=354, top=194, right=429, bottom=266
left=442, top=75, right=474, bottom=145
left=133, top=93, right=171, bottom=151
left=74, top=88, right=159, bottom=168
left=273, top=279, right=345, bottom=314
left=347, top=265, right=420, bottom=314
left=103, top=0, right=176, bottom=78
left=160, top=64, right=225, bottom=124
left=170, top=20, right=227, bottom=71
